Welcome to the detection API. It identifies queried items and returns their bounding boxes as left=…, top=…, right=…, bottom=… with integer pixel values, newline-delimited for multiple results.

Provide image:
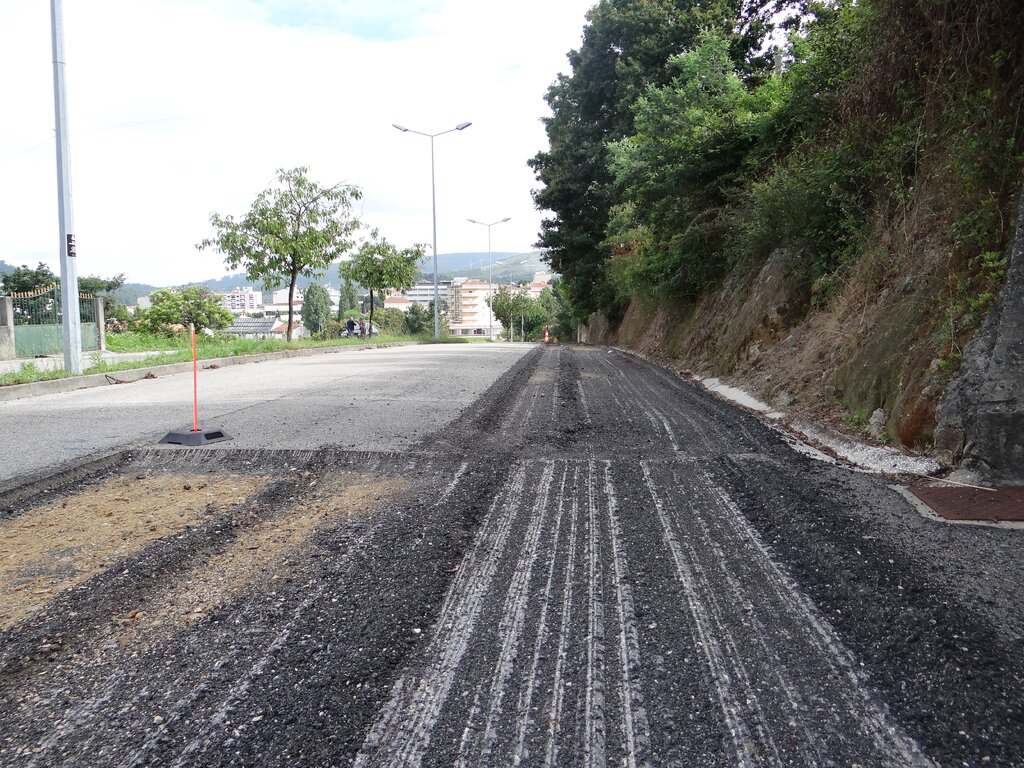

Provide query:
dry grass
left=0, top=473, right=267, bottom=630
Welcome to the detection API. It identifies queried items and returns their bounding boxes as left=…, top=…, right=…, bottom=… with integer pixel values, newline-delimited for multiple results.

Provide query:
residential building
left=449, top=278, right=502, bottom=339
left=405, top=280, right=452, bottom=307
left=384, top=295, right=413, bottom=313
left=218, top=286, right=260, bottom=314
left=223, top=316, right=304, bottom=339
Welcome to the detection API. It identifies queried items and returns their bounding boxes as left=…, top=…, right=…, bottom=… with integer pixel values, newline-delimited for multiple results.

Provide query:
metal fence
left=8, top=283, right=100, bottom=357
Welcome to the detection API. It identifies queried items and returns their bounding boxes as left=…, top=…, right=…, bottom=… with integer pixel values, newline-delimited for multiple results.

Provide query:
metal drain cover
left=910, top=486, right=1024, bottom=522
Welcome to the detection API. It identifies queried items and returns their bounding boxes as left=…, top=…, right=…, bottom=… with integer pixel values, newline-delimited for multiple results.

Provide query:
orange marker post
left=191, top=324, right=199, bottom=432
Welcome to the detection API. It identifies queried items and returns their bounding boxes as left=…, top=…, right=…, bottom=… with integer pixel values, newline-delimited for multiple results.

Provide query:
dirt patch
left=114, top=472, right=406, bottom=642
left=0, top=473, right=267, bottom=629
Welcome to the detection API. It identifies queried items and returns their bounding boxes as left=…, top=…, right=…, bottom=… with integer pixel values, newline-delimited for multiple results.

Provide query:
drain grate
left=910, top=486, right=1024, bottom=522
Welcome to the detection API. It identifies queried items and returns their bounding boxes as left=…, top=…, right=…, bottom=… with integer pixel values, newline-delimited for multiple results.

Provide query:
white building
left=405, top=280, right=452, bottom=307
left=449, top=278, right=502, bottom=339
left=218, top=286, right=260, bottom=314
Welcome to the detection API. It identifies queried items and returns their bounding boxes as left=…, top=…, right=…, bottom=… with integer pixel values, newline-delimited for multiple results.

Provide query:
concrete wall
left=0, top=297, right=14, bottom=360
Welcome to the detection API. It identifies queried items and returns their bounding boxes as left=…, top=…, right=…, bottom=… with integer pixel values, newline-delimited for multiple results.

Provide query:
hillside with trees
left=532, top=0, right=1023, bottom=473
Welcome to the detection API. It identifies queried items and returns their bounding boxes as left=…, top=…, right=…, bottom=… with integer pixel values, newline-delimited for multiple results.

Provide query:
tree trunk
left=287, top=269, right=298, bottom=342
left=368, top=288, right=375, bottom=340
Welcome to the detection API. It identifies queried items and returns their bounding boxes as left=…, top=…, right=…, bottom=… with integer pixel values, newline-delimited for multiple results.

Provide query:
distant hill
left=3, top=251, right=555, bottom=302
left=430, top=251, right=551, bottom=284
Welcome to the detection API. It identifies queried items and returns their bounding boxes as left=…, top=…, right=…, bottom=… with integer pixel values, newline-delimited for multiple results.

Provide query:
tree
left=78, top=273, right=126, bottom=317
left=339, top=231, right=423, bottom=337
left=341, top=279, right=360, bottom=312
left=529, top=0, right=781, bottom=320
left=490, top=286, right=531, bottom=342
left=302, top=283, right=332, bottom=336
left=137, top=286, right=232, bottom=335
left=404, top=302, right=431, bottom=335
left=198, top=167, right=361, bottom=341
left=1, top=262, right=57, bottom=294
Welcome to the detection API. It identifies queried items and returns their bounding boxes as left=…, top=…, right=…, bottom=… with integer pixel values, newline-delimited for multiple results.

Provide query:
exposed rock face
left=934, top=189, right=1024, bottom=484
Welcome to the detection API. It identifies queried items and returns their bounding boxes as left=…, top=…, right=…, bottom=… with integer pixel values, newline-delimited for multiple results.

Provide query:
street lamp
left=467, top=216, right=510, bottom=340
left=393, top=121, right=472, bottom=338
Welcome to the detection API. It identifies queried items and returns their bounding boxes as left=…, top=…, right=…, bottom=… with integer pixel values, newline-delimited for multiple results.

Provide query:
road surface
left=0, top=345, right=1021, bottom=766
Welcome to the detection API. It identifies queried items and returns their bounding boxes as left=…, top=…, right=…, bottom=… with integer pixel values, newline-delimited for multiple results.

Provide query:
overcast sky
left=0, top=0, right=594, bottom=286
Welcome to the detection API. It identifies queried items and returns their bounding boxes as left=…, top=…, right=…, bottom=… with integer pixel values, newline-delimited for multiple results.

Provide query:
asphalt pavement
left=1, top=345, right=1021, bottom=766
left=0, top=343, right=534, bottom=488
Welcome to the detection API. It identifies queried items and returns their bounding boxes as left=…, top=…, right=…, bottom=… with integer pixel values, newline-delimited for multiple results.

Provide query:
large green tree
left=404, top=302, right=431, bottom=335
left=339, top=231, right=423, bottom=337
left=137, top=286, right=232, bottom=335
left=199, top=167, right=361, bottom=341
left=302, top=283, right=332, bottom=336
left=0, top=262, right=57, bottom=294
left=529, top=0, right=783, bottom=321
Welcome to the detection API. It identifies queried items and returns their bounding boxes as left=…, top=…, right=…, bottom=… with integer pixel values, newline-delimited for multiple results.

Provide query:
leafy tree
left=199, top=167, right=361, bottom=341
left=404, top=302, right=431, bottom=335
left=530, top=0, right=786, bottom=321
left=339, top=231, right=423, bottom=338
left=427, top=299, right=450, bottom=336
left=78, top=273, right=126, bottom=317
left=1, top=262, right=57, bottom=294
left=490, top=286, right=530, bottom=341
left=137, top=286, right=232, bottom=335
left=302, top=283, right=332, bottom=336
left=341, top=279, right=360, bottom=312
left=373, top=307, right=406, bottom=336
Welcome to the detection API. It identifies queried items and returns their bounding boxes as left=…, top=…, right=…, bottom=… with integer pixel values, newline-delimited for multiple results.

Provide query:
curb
left=0, top=342, right=415, bottom=403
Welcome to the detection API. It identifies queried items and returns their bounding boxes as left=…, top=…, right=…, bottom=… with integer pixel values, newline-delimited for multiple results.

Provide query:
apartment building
left=449, top=278, right=501, bottom=338
left=218, top=286, right=260, bottom=314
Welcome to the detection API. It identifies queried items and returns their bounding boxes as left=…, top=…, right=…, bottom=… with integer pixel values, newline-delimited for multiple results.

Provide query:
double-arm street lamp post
left=392, top=122, right=472, bottom=338
left=467, top=217, right=510, bottom=340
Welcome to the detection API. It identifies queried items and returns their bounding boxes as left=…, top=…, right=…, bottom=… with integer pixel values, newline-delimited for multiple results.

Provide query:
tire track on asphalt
left=583, top=461, right=608, bottom=768
left=640, top=459, right=930, bottom=766
left=355, top=465, right=531, bottom=766
left=460, top=462, right=558, bottom=765
left=540, top=467, right=581, bottom=768
left=601, top=461, right=652, bottom=768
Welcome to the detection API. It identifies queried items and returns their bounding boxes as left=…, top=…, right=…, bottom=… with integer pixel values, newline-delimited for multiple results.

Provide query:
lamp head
left=467, top=218, right=482, bottom=224
left=392, top=123, right=409, bottom=132
left=455, top=122, right=472, bottom=131
left=500, top=217, right=511, bottom=223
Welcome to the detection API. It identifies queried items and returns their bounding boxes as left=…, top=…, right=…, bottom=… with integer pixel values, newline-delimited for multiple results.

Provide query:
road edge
left=0, top=342, right=417, bottom=403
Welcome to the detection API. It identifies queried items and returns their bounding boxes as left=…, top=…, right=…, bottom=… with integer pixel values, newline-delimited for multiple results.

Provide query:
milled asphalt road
left=1, top=344, right=1022, bottom=766
left=0, top=343, right=534, bottom=488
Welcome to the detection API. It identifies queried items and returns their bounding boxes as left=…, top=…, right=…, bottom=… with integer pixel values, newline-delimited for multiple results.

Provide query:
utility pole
left=51, top=0, right=82, bottom=374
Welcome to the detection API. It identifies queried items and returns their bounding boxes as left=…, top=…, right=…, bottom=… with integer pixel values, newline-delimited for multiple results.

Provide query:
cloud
left=0, top=0, right=592, bottom=286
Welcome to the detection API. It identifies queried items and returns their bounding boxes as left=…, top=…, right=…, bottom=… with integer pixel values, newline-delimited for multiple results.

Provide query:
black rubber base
left=158, top=428, right=233, bottom=446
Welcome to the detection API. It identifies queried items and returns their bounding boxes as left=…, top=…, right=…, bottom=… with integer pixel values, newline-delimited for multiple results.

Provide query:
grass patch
left=0, top=333, right=464, bottom=387
left=0, top=363, right=72, bottom=387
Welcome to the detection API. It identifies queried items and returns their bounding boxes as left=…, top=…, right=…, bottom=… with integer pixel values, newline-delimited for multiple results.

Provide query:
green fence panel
left=14, top=322, right=99, bottom=358
left=14, top=325, right=63, bottom=357
left=81, top=322, right=98, bottom=352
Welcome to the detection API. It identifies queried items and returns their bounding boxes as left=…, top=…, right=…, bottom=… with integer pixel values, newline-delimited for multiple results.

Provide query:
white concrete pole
left=51, top=0, right=82, bottom=374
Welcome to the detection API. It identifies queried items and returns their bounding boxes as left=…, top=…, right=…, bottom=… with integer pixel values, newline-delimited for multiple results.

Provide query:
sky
left=0, top=0, right=595, bottom=286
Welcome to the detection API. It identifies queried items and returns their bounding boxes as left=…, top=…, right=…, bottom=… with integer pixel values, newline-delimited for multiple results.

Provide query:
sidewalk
left=0, top=350, right=176, bottom=375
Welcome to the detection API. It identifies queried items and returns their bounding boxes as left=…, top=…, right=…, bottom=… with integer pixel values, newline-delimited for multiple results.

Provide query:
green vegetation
left=199, top=167, right=362, bottom=341
left=339, top=231, right=424, bottom=336
left=133, top=286, right=233, bottom=334
left=0, top=333, right=425, bottom=387
left=534, top=0, right=1024, bottom=331
left=302, top=283, right=332, bottom=336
